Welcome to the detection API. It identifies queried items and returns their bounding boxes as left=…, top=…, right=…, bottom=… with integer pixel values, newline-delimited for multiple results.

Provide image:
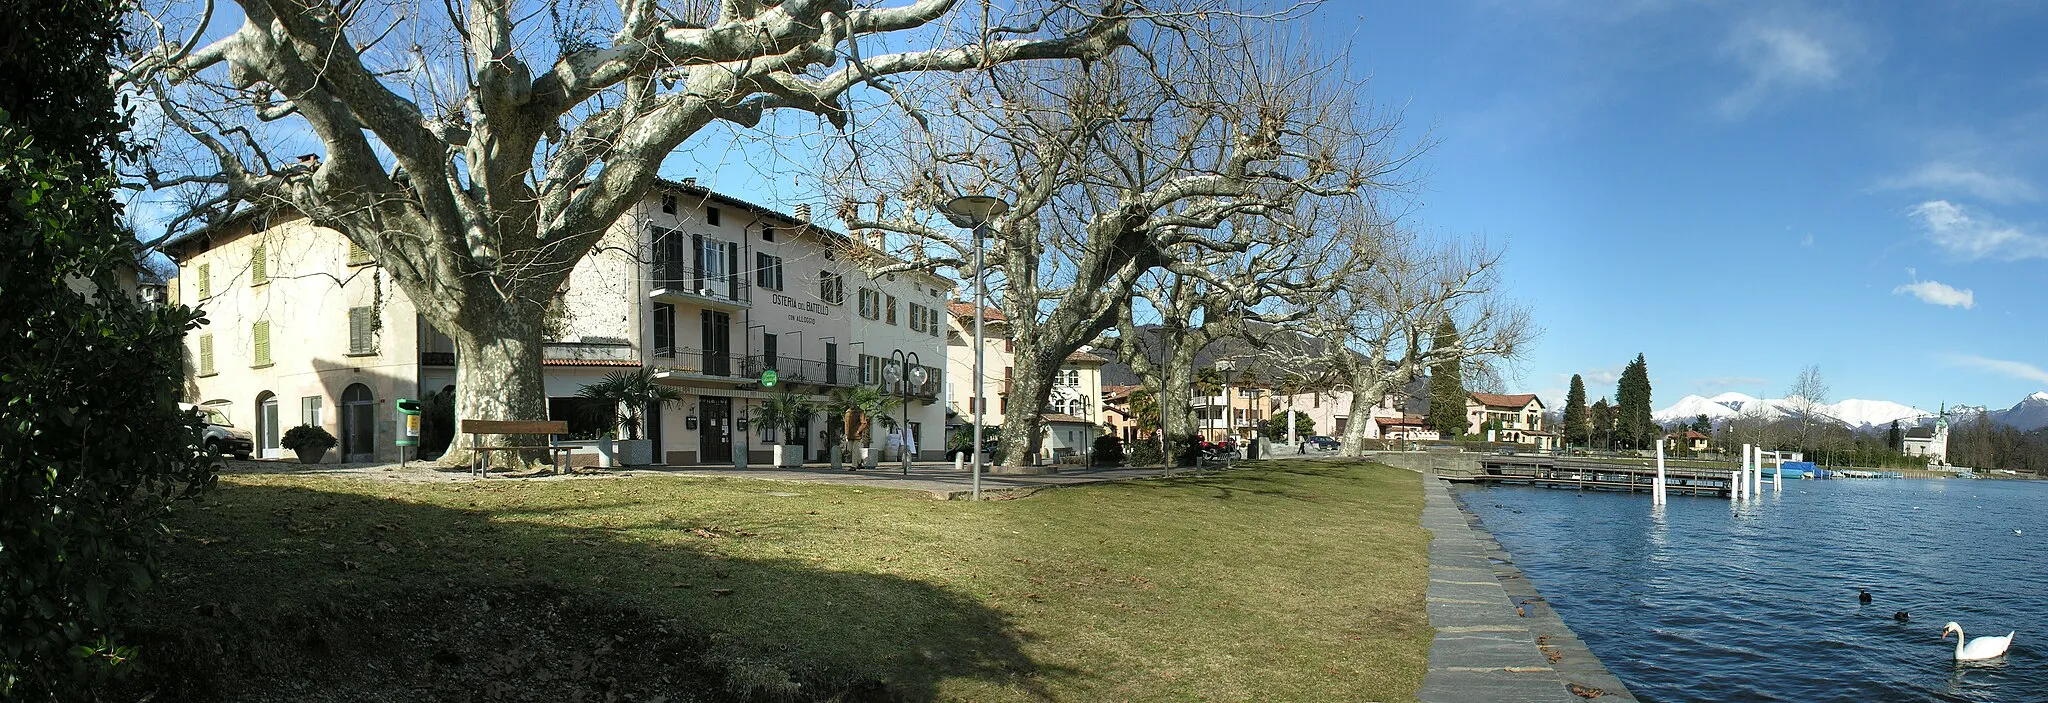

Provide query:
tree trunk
left=445, top=305, right=550, bottom=469
left=1337, top=387, right=1380, bottom=457
left=997, top=352, right=1060, bottom=467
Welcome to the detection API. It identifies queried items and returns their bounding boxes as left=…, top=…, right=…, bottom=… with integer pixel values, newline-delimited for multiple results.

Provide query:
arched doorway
left=256, top=392, right=281, bottom=459
left=341, top=383, right=376, bottom=462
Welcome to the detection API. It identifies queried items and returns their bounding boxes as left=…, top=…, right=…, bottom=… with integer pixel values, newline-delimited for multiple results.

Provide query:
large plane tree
left=121, top=0, right=1138, bottom=460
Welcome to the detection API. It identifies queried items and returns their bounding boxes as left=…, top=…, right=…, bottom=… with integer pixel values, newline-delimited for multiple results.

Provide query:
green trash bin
left=395, top=398, right=422, bottom=448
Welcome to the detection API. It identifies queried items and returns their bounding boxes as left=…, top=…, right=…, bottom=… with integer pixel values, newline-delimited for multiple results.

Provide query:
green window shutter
left=196, top=263, right=210, bottom=299
left=348, top=239, right=371, bottom=265
left=251, top=243, right=267, bottom=284
left=348, top=307, right=372, bottom=354
left=253, top=321, right=271, bottom=366
left=199, top=335, right=214, bottom=375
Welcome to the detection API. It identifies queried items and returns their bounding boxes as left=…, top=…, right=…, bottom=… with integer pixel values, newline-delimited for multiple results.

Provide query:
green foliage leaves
left=0, top=118, right=215, bottom=698
left=280, top=425, right=337, bottom=452
left=1615, top=354, right=1655, bottom=449
left=1426, top=320, right=1467, bottom=437
left=1261, top=411, right=1314, bottom=441
left=1562, top=374, right=1590, bottom=448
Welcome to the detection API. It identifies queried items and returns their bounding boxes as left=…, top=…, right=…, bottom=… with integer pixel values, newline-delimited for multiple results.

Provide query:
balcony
left=649, top=260, right=750, bottom=310
left=649, top=346, right=743, bottom=385
left=739, top=354, right=859, bottom=388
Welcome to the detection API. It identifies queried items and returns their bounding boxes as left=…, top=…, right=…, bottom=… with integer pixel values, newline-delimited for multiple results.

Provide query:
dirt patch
left=114, top=585, right=891, bottom=702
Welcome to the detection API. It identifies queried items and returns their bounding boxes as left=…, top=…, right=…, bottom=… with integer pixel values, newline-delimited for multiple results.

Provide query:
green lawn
left=126, top=459, right=1431, bottom=702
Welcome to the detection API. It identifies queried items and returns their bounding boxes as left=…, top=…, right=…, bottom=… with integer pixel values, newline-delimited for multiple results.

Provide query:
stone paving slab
left=1419, top=472, right=1596, bottom=703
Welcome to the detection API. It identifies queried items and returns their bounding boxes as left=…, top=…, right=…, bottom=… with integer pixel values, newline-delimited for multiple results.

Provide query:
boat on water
left=1835, top=469, right=1905, bottom=479
left=1762, top=461, right=1819, bottom=480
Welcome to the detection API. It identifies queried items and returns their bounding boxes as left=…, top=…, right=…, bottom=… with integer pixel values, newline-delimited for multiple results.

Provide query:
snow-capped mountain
left=1653, top=394, right=1931, bottom=429
left=1990, top=392, right=2048, bottom=431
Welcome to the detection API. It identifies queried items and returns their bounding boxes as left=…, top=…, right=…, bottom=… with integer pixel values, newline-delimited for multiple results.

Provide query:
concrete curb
left=1418, top=471, right=1640, bottom=703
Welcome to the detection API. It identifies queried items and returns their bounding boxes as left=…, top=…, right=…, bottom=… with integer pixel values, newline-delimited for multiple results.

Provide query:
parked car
left=1307, top=435, right=1341, bottom=450
left=181, top=402, right=253, bottom=459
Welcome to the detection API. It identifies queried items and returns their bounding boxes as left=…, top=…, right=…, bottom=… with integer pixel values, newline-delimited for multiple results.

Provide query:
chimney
left=794, top=203, right=811, bottom=222
left=681, top=177, right=697, bottom=187
left=298, top=154, right=319, bottom=165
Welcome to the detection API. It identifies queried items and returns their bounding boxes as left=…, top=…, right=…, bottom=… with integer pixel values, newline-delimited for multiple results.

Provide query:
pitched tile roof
left=948, top=302, right=1005, bottom=321
left=1470, top=392, right=1541, bottom=409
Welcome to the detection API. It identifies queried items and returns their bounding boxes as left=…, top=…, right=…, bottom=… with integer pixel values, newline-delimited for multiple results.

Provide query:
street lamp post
left=943, top=195, right=1010, bottom=501
left=884, top=350, right=925, bottom=476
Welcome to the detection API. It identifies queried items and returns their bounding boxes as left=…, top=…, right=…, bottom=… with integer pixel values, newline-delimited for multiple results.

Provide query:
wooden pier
left=1442, top=455, right=1735, bottom=498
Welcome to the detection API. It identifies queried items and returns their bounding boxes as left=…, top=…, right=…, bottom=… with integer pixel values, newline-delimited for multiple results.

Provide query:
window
left=762, top=333, right=778, bottom=368
left=930, top=312, right=941, bottom=338
left=198, top=334, right=215, bottom=375
left=1005, top=339, right=1013, bottom=353
left=348, top=306, right=376, bottom=355
left=755, top=253, right=784, bottom=291
left=347, top=239, right=372, bottom=265
left=252, top=320, right=272, bottom=367
left=706, top=206, right=721, bottom=225
left=1059, top=369, right=1080, bottom=387
left=653, top=303, right=674, bottom=355
left=858, top=354, right=880, bottom=384
left=762, top=226, right=776, bottom=242
left=302, top=396, right=323, bottom=426
left=820, top=271, right=844, bottom=304
left=195, top=263, right=210, bottom=299
left=885, top=295, right=898, bottom=325
left=858, top=288, right=880, bottom=320
left=661, top=193, right=677, bottom=215
left=250, top=243, right=267, bottom=285
left=908, top=304, right=925, bottom=333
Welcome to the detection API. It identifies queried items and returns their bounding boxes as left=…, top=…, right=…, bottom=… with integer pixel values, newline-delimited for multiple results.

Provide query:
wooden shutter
left=885, top=295, right=897, bottom=325
left=253, top=321, right=271, bottom=366
left=196, top=263, right=210, bottom=299
left=349, top=306, right=372, bottom=354
left=348, top=239, right=370, bottom=265
left=250, top=243, right=267, bottom=284
left=198, top=334, right=215, bottom=375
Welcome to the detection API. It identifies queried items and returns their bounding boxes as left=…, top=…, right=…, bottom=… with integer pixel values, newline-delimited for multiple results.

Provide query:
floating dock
left=1441, top=455, right=1735, bottom=497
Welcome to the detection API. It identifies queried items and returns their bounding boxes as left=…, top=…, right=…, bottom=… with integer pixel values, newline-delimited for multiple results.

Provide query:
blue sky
left=1307, top=0, right=2048, bottom=412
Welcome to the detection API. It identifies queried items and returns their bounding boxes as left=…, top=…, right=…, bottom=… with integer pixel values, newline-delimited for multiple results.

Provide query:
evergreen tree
left=1562, top=374, right=1590, bottom=448
left=1614, top=353, right=1654, bottom=449
left=1692, top=414, right=1712, bottom=433
left=1425, top=319, right=1468, bottom=437
left=1, top=0, right=214, bottom=694
left=1888, top=419, right=1903, bottom=452
left=1590, top=398, right=1614, bottom=450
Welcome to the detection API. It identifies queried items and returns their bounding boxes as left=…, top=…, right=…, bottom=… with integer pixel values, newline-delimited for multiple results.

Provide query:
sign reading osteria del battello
left=771, top=293, right=829, bottom=325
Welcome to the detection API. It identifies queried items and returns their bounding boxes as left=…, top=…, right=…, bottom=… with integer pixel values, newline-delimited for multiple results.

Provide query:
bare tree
left=119, top=0, right=1137, bottom=460
left=835, top=19, right=1409, bottom=465
left=1786, top=364, right=1830, bottom=453
left=1111, top=207, right=1359, bottom=452
left=1293, top=225, right=1532, bottom=457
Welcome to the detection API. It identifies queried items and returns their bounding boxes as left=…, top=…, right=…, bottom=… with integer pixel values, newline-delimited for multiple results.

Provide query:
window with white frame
left=820, top=271, right=844, bottom=304
left=858, top=288, right=880, bottom=319
left=755, top=253, right=784, bottom=291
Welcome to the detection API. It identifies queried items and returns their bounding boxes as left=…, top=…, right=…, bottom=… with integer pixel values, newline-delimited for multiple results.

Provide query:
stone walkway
left=1419, top=471, right=1639, bottom=703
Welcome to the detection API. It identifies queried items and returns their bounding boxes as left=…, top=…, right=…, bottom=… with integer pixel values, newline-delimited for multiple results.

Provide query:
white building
left=164, top=179, right=948, bottom=465
left=1902, top=412, right=1950, bottom=463
left=1272, top=389, right=1406, bottom=441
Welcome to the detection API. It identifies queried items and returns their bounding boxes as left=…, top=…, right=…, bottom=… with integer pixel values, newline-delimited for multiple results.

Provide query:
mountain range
left=1651, top=391, right=2048, bottom=432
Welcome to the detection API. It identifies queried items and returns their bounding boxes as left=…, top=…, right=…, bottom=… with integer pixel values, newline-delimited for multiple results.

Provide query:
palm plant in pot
left=577, top=368, right=682, bottom=466
left=827, top=385, right=901, bottom=470
left=281, top=424, right=338, bottom=464
left=759, top=390, right=816, bottom=468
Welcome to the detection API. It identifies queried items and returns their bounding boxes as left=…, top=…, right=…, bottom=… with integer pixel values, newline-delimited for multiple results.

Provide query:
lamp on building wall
left=942, top=194, right=1009, bottom=501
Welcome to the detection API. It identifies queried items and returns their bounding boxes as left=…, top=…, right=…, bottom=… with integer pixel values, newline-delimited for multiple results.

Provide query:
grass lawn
left=128, top=459, right=1431, bottom=702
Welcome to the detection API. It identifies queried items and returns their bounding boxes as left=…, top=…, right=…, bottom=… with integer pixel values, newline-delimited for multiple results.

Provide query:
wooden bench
left=460, top=420, right=574, bottom=477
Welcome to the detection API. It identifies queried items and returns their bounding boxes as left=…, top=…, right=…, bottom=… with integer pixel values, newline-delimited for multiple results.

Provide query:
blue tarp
left=1771, top=461, right=1818, bottom=478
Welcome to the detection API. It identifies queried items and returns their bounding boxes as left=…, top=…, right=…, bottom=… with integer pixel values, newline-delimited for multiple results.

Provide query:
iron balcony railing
left=542, top=341, right=635, bottom=362
left=419, top=351, right=456, bottom=367
left=651, top=346, right=740, bottom=378
left=739, top=354, right=864, bottom=388
left=650, top=260, right=751, bottom=305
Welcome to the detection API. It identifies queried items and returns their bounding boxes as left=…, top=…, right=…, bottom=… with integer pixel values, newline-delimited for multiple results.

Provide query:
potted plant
left=760, top=390, right=815, bottom=468
left=577, top=368, right=683, bottom=466
left=827, top=385, right=901, bottom=470
left=281, top=424, right=337, bottom=464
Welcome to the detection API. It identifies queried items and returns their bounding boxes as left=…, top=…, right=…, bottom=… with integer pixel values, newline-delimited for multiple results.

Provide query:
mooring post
left=1653, top=439, right=1667, bottom=505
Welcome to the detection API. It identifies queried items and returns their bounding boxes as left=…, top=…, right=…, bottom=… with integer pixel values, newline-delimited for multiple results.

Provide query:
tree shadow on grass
left=118, top=482, right=1064, bottom=702
left=1119, top=461, right=1371, bottom=502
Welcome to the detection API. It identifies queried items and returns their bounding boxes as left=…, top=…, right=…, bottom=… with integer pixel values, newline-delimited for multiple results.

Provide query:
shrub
left=1091, top=435, right=1124, bottom=465
left=280, top=425, right=338, bottom=453
left=1126, top=438, right=1165, bottom=466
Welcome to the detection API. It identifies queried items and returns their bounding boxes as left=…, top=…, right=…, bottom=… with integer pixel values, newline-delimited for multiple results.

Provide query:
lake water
left=1456, top=477, right=2048, bottom=702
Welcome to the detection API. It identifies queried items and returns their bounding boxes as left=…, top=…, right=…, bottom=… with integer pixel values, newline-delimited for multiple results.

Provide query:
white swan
left=1942, top=622, right=2015, bottom=661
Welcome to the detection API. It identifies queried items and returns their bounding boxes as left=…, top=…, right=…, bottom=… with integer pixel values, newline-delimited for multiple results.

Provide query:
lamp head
left=943, top=195, right=1010, bottom=227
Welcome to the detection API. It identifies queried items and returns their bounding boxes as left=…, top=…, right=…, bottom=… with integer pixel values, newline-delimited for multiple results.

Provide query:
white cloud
left=1717, top=21, right=1844, bottom=119
left=1880, top=162, right=2039, bottom=204
left=1947, top=354, right=2048, bottom=385
left=1907, top=200, right=2048, bottom=260
left=1892, top=279, right=1975, bottom=309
